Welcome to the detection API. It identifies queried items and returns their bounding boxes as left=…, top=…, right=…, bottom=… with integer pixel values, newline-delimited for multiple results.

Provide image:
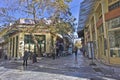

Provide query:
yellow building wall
left=110, top=58, right=120, bottom=65
left=84, top=0, right=120, bottom=65
left=7, top=31, right=54, bottom=59
left=45, top=33, right=51, bottom=53
left=8, top=33, right=19, bottom=59
left=18, top=33, right=24, bottom=58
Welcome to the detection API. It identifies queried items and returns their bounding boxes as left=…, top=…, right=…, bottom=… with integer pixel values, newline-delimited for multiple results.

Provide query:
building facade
left=0, top=26, right=10, bottom=59
left=1, top=19, right=58, bottom=59
left=83, top=0, right=120, bottom=65
left=0, top=18, right=74, bottom=59
left=77, top=0, right=94, bottom=38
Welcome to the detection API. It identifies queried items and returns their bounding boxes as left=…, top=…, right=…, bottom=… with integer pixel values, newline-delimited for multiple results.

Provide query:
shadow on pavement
left=0, top=54, right=118, bottom=80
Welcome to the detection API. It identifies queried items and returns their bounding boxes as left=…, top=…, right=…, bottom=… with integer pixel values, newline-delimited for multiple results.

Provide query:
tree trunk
left=30, top=33, right=42, bottom=57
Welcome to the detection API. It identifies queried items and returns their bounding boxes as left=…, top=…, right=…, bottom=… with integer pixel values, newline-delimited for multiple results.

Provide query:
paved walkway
left=0, top=50, right=120, bottom=80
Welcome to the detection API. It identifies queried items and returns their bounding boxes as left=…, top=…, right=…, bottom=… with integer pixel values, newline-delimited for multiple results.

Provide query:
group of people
left=23, top=41, right=79, bottom=66
left=23, top=51, right=37, bottom=66
left=52, top=41, right=79, bottom=60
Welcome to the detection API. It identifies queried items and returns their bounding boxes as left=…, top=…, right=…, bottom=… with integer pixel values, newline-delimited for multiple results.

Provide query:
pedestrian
left=74, top=46, right=78, bottom=64
left=32, top=53, right=37, bottom=63
left=4, top=54, right=8, bottom=60
left=23, top=50, right=29, bottom=66
left=55, top=41, right=60, bottom=57
left=29, top=51, right=33, bottom=60
left=52, top=52, right=55, bottom=60
left=82, top=45, right=86, bottom=56
left=59, top=42, right=64, bottom=56
left=74, top=46, right=78, bottom=57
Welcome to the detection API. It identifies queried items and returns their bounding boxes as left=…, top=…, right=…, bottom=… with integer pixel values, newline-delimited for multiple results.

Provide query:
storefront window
left=24, top=35, right=34, bottom=44
left=107, top=16, right=120, bottom=57
left=10, top=38, right=12, bottom=56
left=109, top=30, right=120, bottom=57
left=109, top=1, right=120, bottom=11
left=98, top=25, right=104, bottom=34
left=24, top=35, right=46, bottom=54
left=16, top=36, right=18, bottom=57
left=109, top=30, right=120, bottom=48
left=108, top=17, right=120, bottom=29
left=118, top=50, right=120, bottom=57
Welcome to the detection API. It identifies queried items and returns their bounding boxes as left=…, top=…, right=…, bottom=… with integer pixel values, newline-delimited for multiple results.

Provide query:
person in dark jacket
left=74, top=46, right=78, bottom=57
left=74, top=46, right=78, bottom=64
left=59, top=43, right=64, bottom=56
left=23, top=51, right=29, bottom=66
left=32, top=53, right=37, bottom=63
left=56, top=41, right=60, bottom=57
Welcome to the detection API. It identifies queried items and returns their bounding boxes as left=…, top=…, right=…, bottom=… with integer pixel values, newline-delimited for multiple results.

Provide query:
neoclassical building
left=0, top=18, right=74, bottom=59
left=82, top=0, right=120, bottom=65
left=0, top=19, right=59, bottom=59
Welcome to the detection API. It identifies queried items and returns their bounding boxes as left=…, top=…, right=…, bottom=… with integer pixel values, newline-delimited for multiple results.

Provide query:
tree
left=0, top=0, right=76, bottom=56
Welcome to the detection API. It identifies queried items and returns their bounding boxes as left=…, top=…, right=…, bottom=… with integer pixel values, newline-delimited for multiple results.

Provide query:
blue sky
left=69, top=0, right=83, bottom=29
left=0, top=0, right=83, bottom=27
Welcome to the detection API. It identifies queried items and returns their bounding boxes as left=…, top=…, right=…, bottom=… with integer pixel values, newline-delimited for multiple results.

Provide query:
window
left=98, top=25, right=104, bottom=34
left=108, top=0, right=113, bottom=4
left=109, top=1, right=120, bottom=11
left=24, top=35, right=34, bottom=44
left=109, top=30, right=120, bottom=57
left=109, top=30, right=120, bottom=48
left=107, top=16, right=120, bottom=57
left=107, top=17, right=120, bottom=29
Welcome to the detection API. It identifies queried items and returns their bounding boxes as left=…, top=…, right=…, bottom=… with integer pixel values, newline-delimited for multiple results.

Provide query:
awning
left=56, top=33, right=63, bottom=38
left=63, top=34, right=73, bottom=43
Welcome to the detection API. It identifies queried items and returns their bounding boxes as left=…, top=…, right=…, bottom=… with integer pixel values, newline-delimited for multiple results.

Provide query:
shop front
left=7, top=29, right=55, bottom=59
left=107, top=16, right=120, bottom=64
left=24, top=35, right=46, bottom=55
left=97, top=24, right=108, bottom=62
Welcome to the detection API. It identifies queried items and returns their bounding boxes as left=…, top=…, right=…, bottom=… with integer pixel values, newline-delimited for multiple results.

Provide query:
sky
left=69, top=0, right=83, bottom=37
left=69, top=0, right=83, bottom=29
left=0, top=0, right=83, bottom=28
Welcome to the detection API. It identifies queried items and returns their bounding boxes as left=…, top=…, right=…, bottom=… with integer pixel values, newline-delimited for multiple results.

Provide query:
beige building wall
left=84, top=0, right=120, bottom=65
left=6, top=28, right=56, bottom=59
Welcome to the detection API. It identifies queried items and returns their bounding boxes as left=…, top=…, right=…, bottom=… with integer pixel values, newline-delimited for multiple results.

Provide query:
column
left=101, top=0, right=109, bottom=63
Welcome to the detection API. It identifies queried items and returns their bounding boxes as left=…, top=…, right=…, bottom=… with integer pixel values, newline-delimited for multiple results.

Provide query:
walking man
left=55, top=41, right=60, bottom=57
left=32, top=53, right=37, bottom=63
left=74, top=46, right=78, bottom=64
left=23, top=50, right=29, bottom=66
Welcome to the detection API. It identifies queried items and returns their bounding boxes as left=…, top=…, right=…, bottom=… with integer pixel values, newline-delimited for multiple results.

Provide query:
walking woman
left=74, top=46, right=78, bottom=57
left=74, top=46, right=78, bottom=64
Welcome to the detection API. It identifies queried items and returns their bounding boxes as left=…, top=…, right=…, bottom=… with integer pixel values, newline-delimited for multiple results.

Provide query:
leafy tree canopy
left=0, top=0, right=76, bottom=34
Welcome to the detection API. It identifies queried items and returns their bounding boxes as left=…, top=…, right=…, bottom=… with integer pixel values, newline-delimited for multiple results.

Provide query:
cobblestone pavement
left=0, top=50, right=119, bottom=80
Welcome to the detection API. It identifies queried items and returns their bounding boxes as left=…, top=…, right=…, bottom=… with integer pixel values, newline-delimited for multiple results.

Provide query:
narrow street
left=0, top=50, right=119, bottom=80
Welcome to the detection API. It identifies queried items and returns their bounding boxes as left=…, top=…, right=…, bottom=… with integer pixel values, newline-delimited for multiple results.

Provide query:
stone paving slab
left=0, top=51, right=119, bottom=80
